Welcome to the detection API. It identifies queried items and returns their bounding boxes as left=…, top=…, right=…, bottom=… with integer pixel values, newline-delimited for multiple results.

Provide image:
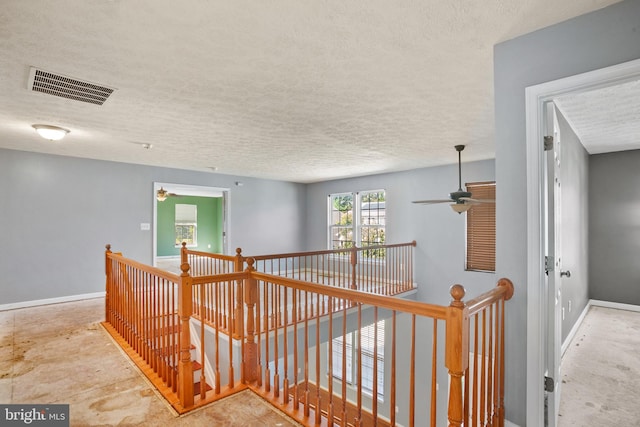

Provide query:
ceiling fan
left=156, top=187, right=182, bottom=202
left=412, top=145, right=495, bottom=213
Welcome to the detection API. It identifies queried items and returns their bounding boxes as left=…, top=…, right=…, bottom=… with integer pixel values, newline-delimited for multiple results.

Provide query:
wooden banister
left=103, top=244, right=513, bottom=426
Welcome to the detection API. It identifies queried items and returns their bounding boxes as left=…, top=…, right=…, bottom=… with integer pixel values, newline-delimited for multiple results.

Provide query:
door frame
left=525, top=57, right=640, bottom=426
left=153, top=182, right=230, bottom=267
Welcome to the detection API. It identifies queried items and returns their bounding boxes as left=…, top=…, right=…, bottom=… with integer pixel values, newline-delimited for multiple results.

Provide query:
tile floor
left=1, top=298, right=300, bottom=426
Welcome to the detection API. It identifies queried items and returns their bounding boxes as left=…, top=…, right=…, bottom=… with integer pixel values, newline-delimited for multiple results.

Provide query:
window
left=466, top=182, right=495, bottom=271
left=328, top=190, right=386, bottom=257
left=175, top=204, right=197, bottom=247
left=331, top=320, right=385, bottom=399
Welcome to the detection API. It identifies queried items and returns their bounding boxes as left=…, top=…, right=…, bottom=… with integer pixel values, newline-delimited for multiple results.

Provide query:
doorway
left=152, top=182, right=230, bottom=268
left=525, top=57, right=640, bottom=426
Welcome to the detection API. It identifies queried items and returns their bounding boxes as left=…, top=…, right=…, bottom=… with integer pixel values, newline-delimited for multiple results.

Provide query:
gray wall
left=589, top=149, right=640, bottom=306
left=494, top=1, right=640, bottom=424
left=556, top=108, right=590, bottom=342
left=306, top=159, right=497, bottom=305
left=0, top=148, right=307, bottom=305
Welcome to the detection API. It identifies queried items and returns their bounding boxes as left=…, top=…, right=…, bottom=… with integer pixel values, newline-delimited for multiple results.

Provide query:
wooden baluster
left=355, top=304, right=362, bottom=427
left=283, top=283, right=289, bottom=404
left=243, top=259, right=258, bottom=383
left=480, top=309, right=487, bottom=425
left=177, top=262, right=194, bottom=408
left=341, top=300, right=348, bottom=427
left=200, top=285, right=207, bottom=399
left=264, top=280, right=271, bottom=393
left=446, top=284, right=469, bottom=427
left=256, top=278, right=263, bottom=388
left=304, top=291, right=310, bottom=417
left=327, top=297, right=334, bottom=425
left=487, top=304, right=494, bottom=425
left=493, top=302, right=501, bottom=427
left=227, top=278, right=234, bottom=388
left=431, top=318, right=438, bottom=427
left=410, top=314, right=416, bottom=427
left=390, top=310, right=396, bottom=427
left=273, top=283, right=280, bottom=398
left=372, top=307, right=379, bottom=426
left=214, top=280, right=221, bottom=394
left=473, top=315, right=479, bottom=427
left=293, top=288, right=299, bottom=410
left=315, top=292, right=322, bottom=425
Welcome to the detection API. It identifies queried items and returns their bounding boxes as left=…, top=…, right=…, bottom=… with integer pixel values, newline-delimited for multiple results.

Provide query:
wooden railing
left=102, top=243, right=513, bottom=425
left=184, top=241, right=417, bottom=296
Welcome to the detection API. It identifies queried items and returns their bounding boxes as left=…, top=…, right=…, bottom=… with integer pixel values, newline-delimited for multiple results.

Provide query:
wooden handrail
left=465, top=278, right=514, bottom=315
left=251, top=271, right=447, bottom=319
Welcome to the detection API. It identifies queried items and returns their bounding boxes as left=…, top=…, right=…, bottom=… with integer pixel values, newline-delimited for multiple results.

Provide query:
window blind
left=466, top=182, right=496, bottom=272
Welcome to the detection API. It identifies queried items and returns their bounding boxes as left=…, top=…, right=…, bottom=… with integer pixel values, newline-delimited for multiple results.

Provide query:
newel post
left=105, top=244, right=112, bottom=323
left=243, top=258, right=259, bottom=383
left=445, top=284, right=469, bottom=427
left=350, top=245, right=358, bottom=290
left=177, top=261, right=194, bottom=408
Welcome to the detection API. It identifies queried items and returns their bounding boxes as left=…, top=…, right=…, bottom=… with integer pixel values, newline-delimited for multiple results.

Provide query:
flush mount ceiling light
left=32, top=124, right=70, bottom=141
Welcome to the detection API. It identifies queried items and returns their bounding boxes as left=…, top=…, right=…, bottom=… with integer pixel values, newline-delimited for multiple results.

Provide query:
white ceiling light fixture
left=32, top=124, right=70, bottom=141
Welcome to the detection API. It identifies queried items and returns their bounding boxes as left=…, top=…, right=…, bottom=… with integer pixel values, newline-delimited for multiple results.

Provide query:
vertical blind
left=466, top=182, right=496, bottom=272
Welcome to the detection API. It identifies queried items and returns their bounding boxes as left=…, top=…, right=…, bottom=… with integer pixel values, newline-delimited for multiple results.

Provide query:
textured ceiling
left=555, top=79, right=640, bottom=154
left=0, top=0, right=623, bottom=183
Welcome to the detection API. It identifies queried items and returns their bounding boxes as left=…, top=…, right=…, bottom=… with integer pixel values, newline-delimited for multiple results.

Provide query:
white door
left=543, top=102, right=563, bottom=427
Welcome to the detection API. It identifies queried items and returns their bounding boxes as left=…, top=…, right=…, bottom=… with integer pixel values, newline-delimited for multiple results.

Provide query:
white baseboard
left=561, top=302, right=591, bottom=357
left=505, top=419, right=520, bottom=427
left=0, top=291, right=105, bottom=311
left=590, top=299, right=640, bottom=313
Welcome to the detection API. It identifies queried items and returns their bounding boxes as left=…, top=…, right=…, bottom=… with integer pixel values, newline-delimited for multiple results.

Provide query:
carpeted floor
left=558, top=306, right=640, bottom=426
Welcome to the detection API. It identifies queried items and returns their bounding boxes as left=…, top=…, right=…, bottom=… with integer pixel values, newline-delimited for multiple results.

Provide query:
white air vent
left=27, top=67, right=116, bottom=105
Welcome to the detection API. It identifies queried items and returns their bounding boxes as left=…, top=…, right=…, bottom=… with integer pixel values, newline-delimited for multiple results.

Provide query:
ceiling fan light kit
left=157, top=187, right=168, bottom=201
left=412, top=144, right=495, bottom=214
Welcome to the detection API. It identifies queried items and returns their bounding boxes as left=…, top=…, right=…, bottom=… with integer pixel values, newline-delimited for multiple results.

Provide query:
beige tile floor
left=1, top=298, right=301, bottom=426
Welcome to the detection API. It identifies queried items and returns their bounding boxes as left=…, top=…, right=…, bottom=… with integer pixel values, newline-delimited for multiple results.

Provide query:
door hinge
left=545, top=256, right=554, bottom=273
left=544, top=376, right=555, bottom=392
left=544, top=136, right=554, bottom=151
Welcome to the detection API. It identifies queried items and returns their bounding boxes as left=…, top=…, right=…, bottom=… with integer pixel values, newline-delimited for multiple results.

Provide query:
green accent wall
left=157, top=196, right=223, bottom=256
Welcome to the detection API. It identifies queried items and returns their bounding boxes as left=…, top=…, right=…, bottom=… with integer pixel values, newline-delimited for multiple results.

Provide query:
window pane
left=360, top=191, right=386, bottom=258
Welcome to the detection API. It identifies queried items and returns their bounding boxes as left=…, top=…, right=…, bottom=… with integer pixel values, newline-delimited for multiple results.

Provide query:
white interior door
left=543, top=102, right=563, bottom=427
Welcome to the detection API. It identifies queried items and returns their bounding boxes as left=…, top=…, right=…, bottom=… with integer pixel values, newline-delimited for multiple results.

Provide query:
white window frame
left=327, top=190, right=386, bottom=256
left=175, top=204, right=198, bottom=248
left=331, top=319, right=385, bottom=400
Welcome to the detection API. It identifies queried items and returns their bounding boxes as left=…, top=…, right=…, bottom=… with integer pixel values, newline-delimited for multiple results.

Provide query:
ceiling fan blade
left=460, top=197, right=495, bottom=204
left=412, top=199, right=452, bottom=204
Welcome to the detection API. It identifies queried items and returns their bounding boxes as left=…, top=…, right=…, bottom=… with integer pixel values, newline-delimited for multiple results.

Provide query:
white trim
left=0, top=291, right=105, bottom=312
left=561, top=301, right=591, bottom=357
left=525, top=57, right=640, bottom=427
left=505, top=420, right=521, bottom=427
left=590, top=299, right=640, bottom=313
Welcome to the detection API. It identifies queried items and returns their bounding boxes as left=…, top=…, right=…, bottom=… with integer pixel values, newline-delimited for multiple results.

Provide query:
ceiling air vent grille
left=28, top=67, right=116, bottom=105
